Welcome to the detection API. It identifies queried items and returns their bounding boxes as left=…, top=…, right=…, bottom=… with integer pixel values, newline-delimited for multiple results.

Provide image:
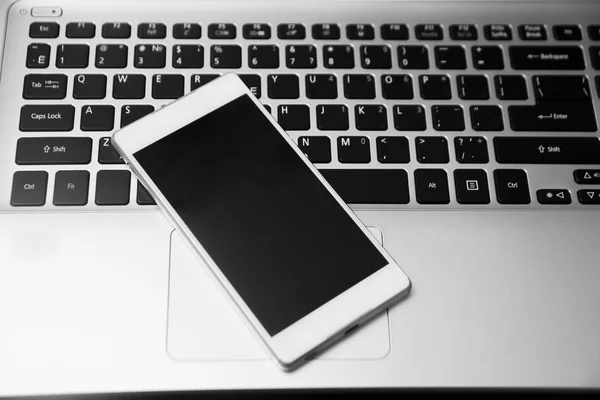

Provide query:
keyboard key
left=80, top=105, right=114, bottom=131
left=470, top=105, right=503, bottom=131
left=574, top=169, right=600, bottom=184
left=243, top=23, right=271, bottom=39
left=137, top=181, right=156, bottom=205
left=380, top=24, right=408, bottom=40
left=249, top=45, right=279, bottom=68
left=324, top=45, right=354, bottom=69
left=16, top=137, right=92, bottom=165
left=53, top=171, right=90, bottom=206
left=393, top=105, right=426, bottom=131
left=191, top=74, right=220, bottom=91
left=415, top=24, right=443, bottom=40
left=66, top=22, right=95, bottom=38
left=211, top=45, right=241, bottom=68
left=420, top=74, right=451, bottom=99
left=138, top=23, right=166, bottom=39
left=95, top=44, right=128, bottom=68
left=343, top=74, right=375, bottom=99
left=495, top=75, right=528, bottom=100
left=472, top=46, right=504, bottom=69
left=494, top=169, right=530, bottom=204
left=74, top=74, right=107, bottom=99
left=414, top=169, right=449, bottom=204
left=509, top=101, right=597, bottom=132
left=152, top=74, right=184, bottom=99
left=457, top=75, right=489, bottom=100
left=381, top=74, right=413, bottom=99
left=398, top=45, right=429, bottom=69
left=306, top=74, right=337, bottom=99
left=495, top=137, right=600, bottom=164
left=29, top=22, right=59, bottom=38
left=286, top=45, right=317, bottom=68
left=134, top=44, right=166, bottom=68
left=360, top=45, right=392, bottom=69
left=11, top=171, right=48, bottom=206
left=208, top=23, right=236, bottom=39
left=484, top=25, right=512, bottom=40
left=297, top=136, right=331, bottom=163
left=99, top=137, right=124, bottom=164
left=23, top=74, right=67, bottom=99
left=596, top=77, right=600, bottom=96
left=591, top=47, right=600, bottom=69
left=338, top=136, right=370, bottom=163
left=277, top=23, right=306, bottom=40
left=113, top=74, right=145, bottom=99
left=347, top=24, right=375, bottom=40
left=454, top=169, right=490, bottom=204
left=173, top=23, right=201, bottom=39
left=435, top=46, right=466, bottom=69
left=537, top=189, right=571, bottom=205
left=95, top=170, right=131, bottom=206
left=376, top=137, right=410, bottom=163
left=267, top=74, right=299, bottom=99
left=102, top=22, right=131, bottom=39
left=449, top=24, right=478, bottom=40
left=312, top=23, right=340, bottom=39
left=355, top=105, right=387, bottom=131
left=510, top=46, right=585, bottom=70
left=277, top=105, right=310, bottom=130
left=416, top=137, right=449, bottom=164
left=120, top=105, right=154, bottom=127
left=518, top=24, right=547, bottom=40
left=238, top=74, right=261, bottom=98
left=19, top=105, right=74, bottom=131
left=316, top=105, right=349, bottom=130
left=577, top=190, right=600, bottom=205
left=432, top=105, right=465, bottom=131
left=553, top=25, right=582, bottom=41
left=320, top=169, right=409, bottom=204
left=455, top=136, right=489, bottom=163
left=26, top=43, right=50, bottom=68
left=588, top=25, right=600, bottom=41
left=56, top=44, right=89, bottom=68
left=173, top=45, right=204, bottom=68
left=533, top=75, right=591, bottom=100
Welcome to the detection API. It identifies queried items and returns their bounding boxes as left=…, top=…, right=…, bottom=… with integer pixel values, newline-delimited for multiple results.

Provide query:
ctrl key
left=11, top=171, right=48, bottom=206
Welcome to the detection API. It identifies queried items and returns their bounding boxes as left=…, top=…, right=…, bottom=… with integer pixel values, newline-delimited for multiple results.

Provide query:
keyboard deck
left=1, top=0, right=600, bottom=211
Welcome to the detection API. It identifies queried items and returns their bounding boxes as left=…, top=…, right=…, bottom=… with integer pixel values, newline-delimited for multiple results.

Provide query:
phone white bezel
left=112, top=74, right=411, bottom=369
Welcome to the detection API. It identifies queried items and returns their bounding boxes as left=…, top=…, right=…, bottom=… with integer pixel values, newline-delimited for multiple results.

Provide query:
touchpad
left=167, top=227, right=391, bottom=361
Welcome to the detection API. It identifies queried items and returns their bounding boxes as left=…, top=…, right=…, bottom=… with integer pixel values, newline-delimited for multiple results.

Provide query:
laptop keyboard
left=5, top=2, right=600, bottom=209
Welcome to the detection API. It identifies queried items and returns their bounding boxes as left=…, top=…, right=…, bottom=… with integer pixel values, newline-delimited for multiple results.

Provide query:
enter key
left=509, top=101, right=597, bottom=132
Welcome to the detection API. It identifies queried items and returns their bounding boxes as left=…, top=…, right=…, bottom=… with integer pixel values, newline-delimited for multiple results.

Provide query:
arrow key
left=574, top=169, right=600, bottom=184
left=577, top=190, right=600, bottom=205
left=537, top=189, right=571, bottom=205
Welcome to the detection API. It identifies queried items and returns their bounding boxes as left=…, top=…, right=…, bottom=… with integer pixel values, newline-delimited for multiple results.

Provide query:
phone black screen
left=135, top=94, right=387, bottom=336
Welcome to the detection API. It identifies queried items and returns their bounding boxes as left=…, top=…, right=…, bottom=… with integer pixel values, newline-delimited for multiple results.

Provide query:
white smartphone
left=112, top=74, right=411, bottom=370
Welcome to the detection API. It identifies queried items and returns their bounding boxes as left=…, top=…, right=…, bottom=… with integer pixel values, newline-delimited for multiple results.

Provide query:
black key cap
left=510, top=46, right=585, bottom=70
left=574, top=169, right=600, bottom=184
left=338, top=136, right=370, bottom=163
left=306, top=74, right=337, bottom=99
left=120, top=105, right=154, bottom=127
left=454, top=169, right=490, bottom=204
left=596, top=76, right=600, bottom=96
left=316, top=105, right=349, bottom=130
left=347, top=24, right=375, bottom=40
left=277, top=23, right=306, bottom=40
left=95, top=170, right=131, bottom=206
left=238, top=74, right=261, bottom=98
left=381, top=24, right=409, bottom=40
left=249, top=45, right=279, bottom=68
left=553, top=25, right=582, bottom=41
left=16, top=137, right=92, bottom=165
left=66, top=22, right=96, bottom=38
left=137, top=181, right=156, bottom=205
left=590, top=47, right=600, bottom=69
left=95, top=44, right=128, bottom=68
left=173, top=44, right=204, bottom=68
left=134, top=44, right=166, bottom=68
left=588, top=25, right=600, bottom=41
left=27, top=43, right=50, bottom=68
left=343, top=74, right=375, bottom=99
left=243, top=23, right=271, bottom=39
left=29, top=22, right=59, bottom=38
left=416, top=137, right=449, bottom=164
left=472, top=45, right=504, bottom=69
left=11, top=171, right=48, bottom=206
left=113, top=74, right=145, bottom=99
left=381, top=74, right=413, bottom=99
left=415, top=24, right=443, bottom=40
left=99, top=136, right=124, bottom=164
left=455, top=136, right=489, bottom=163
left=324, top=45, right=354, bottom=69
left=393, top=105, right=426, bottom=131
left=286, top=45, right=317, bottom=68
left=312, top=23, right=340, bottom=39
left=320, top=169, right=409, bottom=204
left=208, top=23, right=236, bottom=39
left=414, top=169, right=450, bottom=204
left=376, top=137, right=410, bottom=163
left=432, top=105, right=465, bottom=131
left=457, top=75, right=489, bottom=100
left=297, top=136, right=331, bottom=163
left=277, top=105, right=310, bottom=130
left=56, top=44, right=89, bottom=68
left=173, top=23, right=201, bottom=39
left=495, top=75, right=528, bottom=100
left=355, top=105, right=387, bottom=131
left=23, top=74, right=67, bottom=99
left=470, top=105, right=503, bottom=131
left=267, top=74, right=299, bottom=99
left=537, top=189, right=571, bottom=205
left=138, top=23, right=166, bottom=39
left=494, top=137, right=600, bottom=164
left=509, top=101, right=597, bottom=132
left=264, top=103, right=272, bottom=113
left=398, top=45, right=429, bottom=69
left=211, top=45, right=241, bottom=68
left=484, top=25, right=512, bottom=40
left=74, top=74, right=107, bottom=99
left=53, top=171, right=90, bottom=206
left=578, top=190, right=600, bottom=205
left=449, top=24, right=478, bottom=40
left=519, top=24, right=547, bottom=41
left=191, top=74, right=220, bottom=91
left=19, top=105, right=74, bottom=131
left=81, top=105, right=115, bottom=131
left=102, top=22, right=131, bottom=39
left=533, top=75, right=591, bottom=100
left=435, top=46, right=466, bottom=69
left=494, top=169, right=530, bottom=204
left=152, top=74, right=184, bottom=99
left=420, top=74, right=451, bottom=99
left=360, top=45, right=392, bottom=69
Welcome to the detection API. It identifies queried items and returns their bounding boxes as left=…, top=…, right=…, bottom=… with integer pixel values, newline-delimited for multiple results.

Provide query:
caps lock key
left=20, top=105, right=75, bottom=131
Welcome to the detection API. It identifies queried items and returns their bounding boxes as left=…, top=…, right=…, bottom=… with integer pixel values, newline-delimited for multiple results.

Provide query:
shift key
left=16, top=137, right=92, bottom=165
left=509, top=101, right=597, bottom=132
left=20, top=105, right=75, bottom=131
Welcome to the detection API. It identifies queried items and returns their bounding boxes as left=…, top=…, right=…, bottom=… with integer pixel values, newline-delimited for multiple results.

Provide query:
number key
left=249, top=45, right=279, bottom=68
left=360, top=45, right=392, bottom=69
left=134, top=44, right=166, bottom=68
left=324, top=45, right=354, bottom=69
left=398, top=45, right=429, bottom=69
left=173, top=45, right=204, bottom=68
left=56, top=44, right=89, bottom=68
left=211, top=45, right=241, bottom=68
left=95, top=44, right=128, bottom=68
left=286, top=45, right=317, bottom=68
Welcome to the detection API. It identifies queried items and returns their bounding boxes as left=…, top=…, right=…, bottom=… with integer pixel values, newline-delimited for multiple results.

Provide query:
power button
left=31, top=7, right=62, bottom=17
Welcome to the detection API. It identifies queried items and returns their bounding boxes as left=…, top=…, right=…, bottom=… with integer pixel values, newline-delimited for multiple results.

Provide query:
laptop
left=1, top=0, right=599, bottom=395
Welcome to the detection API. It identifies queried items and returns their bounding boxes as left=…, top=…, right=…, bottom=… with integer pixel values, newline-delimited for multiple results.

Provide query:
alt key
left=536, top=189, right=571, bottom=205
